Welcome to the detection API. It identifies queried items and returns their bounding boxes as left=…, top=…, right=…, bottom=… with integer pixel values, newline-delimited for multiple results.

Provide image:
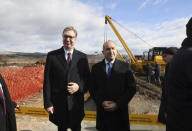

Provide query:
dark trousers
left=58, top=124, right=81, bottom=131
left=98, top=126, right=129, bottom=131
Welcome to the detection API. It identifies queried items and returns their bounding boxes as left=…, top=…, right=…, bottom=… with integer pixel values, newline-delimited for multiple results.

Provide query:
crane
left=105, top=15, right=144, bottom=73
left=105, top=15, right=166, bottom=74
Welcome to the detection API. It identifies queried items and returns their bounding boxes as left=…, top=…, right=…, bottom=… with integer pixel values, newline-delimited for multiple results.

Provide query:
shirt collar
left=105, top=59, right=115, bottom=65
left=63, top=47, right=74, bottom=55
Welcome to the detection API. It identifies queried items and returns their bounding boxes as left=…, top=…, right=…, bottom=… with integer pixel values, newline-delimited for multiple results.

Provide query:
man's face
left=162, top=54, right=173, bottom=63
left=102, top=41, right=117, bottom=61
left=63, top=30, right=77, bottom=51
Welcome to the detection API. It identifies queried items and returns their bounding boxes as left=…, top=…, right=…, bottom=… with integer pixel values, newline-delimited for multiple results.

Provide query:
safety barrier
left=15, top=106, right=165, bottom=126
left=0, top=66, right=44, bottom=102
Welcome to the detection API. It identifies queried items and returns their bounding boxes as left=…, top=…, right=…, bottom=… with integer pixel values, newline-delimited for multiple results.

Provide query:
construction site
left=0, top=16, right=167, bottom=131
left=0, top=53, right=165, bottom=131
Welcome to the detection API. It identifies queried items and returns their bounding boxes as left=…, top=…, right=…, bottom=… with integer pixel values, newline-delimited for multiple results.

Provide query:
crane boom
left=105, top=15, right=137, bottom=63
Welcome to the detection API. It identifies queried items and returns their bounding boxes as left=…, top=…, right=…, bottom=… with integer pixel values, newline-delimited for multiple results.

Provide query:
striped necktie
left=67, top=53, right=71, bottom=64
left=107, top=62, right=112, bottom=76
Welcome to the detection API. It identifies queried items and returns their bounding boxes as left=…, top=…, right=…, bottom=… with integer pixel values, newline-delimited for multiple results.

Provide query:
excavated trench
left=135, top=74, right=162, bottom=100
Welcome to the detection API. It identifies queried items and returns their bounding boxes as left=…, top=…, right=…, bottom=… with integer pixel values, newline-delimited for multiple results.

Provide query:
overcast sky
left=0, top=0, right=191, bottom=54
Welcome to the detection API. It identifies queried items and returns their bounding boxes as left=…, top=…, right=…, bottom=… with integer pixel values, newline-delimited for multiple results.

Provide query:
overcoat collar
left=101, top=59, right=119, bottom=78
left=56, top=47, right=78, bottom=69
left=68, top=49, right=79, bottom=71
left=182, top=38, right=192, bottom=47
left=55, top=47, right=67, bottom=67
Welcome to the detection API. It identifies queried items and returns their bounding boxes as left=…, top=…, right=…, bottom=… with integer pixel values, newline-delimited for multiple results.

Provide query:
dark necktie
left=67, top=53, right=71, bottom=64
left=0, top=87, right=6, bottom=116
left=107, top=62, right=112, bottom=76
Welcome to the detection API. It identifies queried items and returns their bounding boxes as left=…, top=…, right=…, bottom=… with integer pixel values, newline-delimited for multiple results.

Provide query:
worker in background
left=166, top=17, right=192, bottom=131
left=0, top=73, right=18, bottom=131
left=158, top=47, right=178, bottom=124
left=89, top=40, right=136, bottom=131
left=146, top=63, right=154, bottom=83
left=154, top=63, right=161, bottom=86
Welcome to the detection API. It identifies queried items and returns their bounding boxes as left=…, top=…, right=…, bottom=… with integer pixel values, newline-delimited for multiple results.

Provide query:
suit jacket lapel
left=67, top=49, right=79, bottom=80
left=101, top=59, right=119, bottom=78
left=110, top=59, right=119, bottom=77
left=101, top=59, right=108, bottom=78
left=55, top=47, right=68, bottom=67
left=69, top=49, right=78, bottom=70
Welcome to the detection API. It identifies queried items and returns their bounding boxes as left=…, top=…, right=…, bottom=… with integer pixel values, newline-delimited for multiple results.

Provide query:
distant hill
left=0, top=51, right=103, bottom=67
left=0, top=51, right=47, bottom=55
left=0, top=51, right=17, bottom=55
left=0, top=51, right=47, bottom=67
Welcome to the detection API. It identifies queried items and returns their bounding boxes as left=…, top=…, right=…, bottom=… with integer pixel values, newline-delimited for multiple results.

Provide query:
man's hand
left=67, top=82, right=79, bottom=94
left=164, top=112, right=167, bottom=119
left=102, top=101, right=118, bottom=112
left=14, top=104, right=20, bottom=111
left=46, top=106, right=54, bottom=114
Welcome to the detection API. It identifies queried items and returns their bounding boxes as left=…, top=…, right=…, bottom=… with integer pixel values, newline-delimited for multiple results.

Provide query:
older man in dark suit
left=0, top=73, right=17, bottom=131
left=43, top=26, right=90, bottom=131
left=158, top=47, right=178, bottom=124
left=90, top=40, right=136, bottom=131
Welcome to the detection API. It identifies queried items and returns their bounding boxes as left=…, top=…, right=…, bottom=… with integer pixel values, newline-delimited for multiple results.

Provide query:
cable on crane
left=111, top=17, right=153, bottom=48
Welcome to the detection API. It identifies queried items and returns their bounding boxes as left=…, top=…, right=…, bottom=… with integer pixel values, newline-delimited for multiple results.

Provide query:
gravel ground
left=129, top=92, right=160, bottom=114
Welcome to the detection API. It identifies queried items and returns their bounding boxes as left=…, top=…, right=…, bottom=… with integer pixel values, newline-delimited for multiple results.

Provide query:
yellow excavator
left=105, top=15, right=166, bottom=74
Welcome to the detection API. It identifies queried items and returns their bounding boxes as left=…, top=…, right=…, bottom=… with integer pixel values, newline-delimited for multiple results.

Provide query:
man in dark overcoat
left=0, top=73, right=17, bottom=131
left=166, top=17, right=192, bottom=131
left=90, top=40, right=136, bottom=131
left=43, top=26, right=90, bottom=131
left=158, top=47, right=178, bottom=124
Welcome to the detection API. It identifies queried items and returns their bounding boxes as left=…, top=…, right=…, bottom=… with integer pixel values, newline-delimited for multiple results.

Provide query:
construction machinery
left=105, top=15, right=166, bottom=74
left=142, top=47, right=166, bottom=73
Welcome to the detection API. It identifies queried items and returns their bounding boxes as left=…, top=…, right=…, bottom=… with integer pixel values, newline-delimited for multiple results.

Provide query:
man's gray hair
left=62, top=26, right=78, bottom=38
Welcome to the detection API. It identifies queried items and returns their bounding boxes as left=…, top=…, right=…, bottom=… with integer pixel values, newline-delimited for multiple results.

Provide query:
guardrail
left=15, top=106, right=165, bottom=126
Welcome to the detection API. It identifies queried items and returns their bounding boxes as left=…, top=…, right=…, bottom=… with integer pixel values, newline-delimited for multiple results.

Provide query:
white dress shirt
left=105, top=59, right=115, bottom=74
left=0, top=83, right=3, bottom=93
left=64, top=47, right=74, bottom=61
